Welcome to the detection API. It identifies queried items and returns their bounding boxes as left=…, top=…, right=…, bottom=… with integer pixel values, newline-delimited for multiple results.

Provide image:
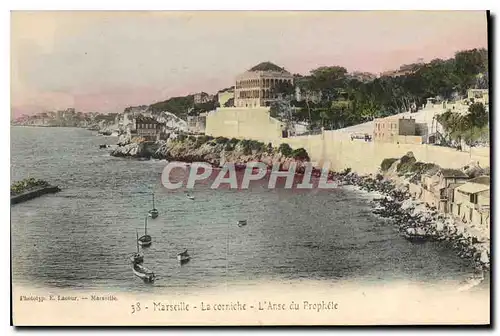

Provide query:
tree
left=454, top=48, right=488, bottom=93
left=309, top=66, right=348, bottom=101
left=467, top=102, right=488, bottom=129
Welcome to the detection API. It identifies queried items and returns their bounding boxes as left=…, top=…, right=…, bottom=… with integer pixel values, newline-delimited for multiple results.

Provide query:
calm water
left=11, top=127, right=485, bottom=293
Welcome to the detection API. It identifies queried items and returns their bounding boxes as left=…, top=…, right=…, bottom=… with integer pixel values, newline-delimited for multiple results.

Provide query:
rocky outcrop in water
left=111, top=134, right=309, bottom=169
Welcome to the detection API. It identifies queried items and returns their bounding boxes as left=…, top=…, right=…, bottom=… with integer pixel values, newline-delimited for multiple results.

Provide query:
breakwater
left=11, top=186, right=61, bottom=205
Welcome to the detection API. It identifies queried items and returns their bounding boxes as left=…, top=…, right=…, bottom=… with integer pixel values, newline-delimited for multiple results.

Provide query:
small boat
left=186, top=193, right=195, bottom=200
left=138, top=216, right=152, bottom=247
left=148, top=193, right=159, bottom=219
left=130, top=230, right=144, bottom=264
left=402, top=227, right=428, bottom=243
left=132, top=263, right=156, bottom=283
left=99, top=144, right=108, bottom=149
left=99, top=130, right=112, bottom=136
left=177, top=249, right=190, bottom=263
left=237, top=220, right=247, bottom=227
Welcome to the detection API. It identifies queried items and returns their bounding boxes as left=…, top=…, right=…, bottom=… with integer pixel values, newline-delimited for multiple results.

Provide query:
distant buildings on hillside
left=373, top=115, right=427, bottom=144
left=134, top=115, right=165, bottom=141
left=467, top=89, right=489, bottom=105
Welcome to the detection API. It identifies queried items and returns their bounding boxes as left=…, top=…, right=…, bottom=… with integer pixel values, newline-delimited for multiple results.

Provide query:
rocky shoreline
left=332, top=170, right=490, bottom=274
left=111, top=135, right=311, bottom=170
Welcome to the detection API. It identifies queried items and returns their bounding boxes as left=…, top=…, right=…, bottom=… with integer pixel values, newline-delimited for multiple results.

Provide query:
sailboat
left=138, top=216, right=152, bottom=247
left=130, top=230, right=144, bottom=264
left=148, top=192, right=159, bottom=218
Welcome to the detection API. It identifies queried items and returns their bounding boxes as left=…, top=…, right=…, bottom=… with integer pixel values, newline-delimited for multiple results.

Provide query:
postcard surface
left=10, top=10, right=490, bottom=326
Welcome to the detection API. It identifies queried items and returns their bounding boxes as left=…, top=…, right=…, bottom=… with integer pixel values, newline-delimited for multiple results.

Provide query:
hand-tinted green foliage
left=396, top=152, right=417, bottom=175
left=291, top=148, right=310, bottom=161
left=11, top=178, right=50, bottom=196
left=215, top=136, right=230, bottom=144
left=149, top=95, right=194, bottom=118
left=278, top=143, right=293, bottom=157
left=436, top=102, right=488, bottom=145
left=291, top=48, right=487, bottom=131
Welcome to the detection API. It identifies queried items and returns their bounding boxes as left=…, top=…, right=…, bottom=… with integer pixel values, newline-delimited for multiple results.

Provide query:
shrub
left=229, top=138, right=240, bottom=145
left=240, top=139, right=265, bottom=154
left=396, top=152, right=416, bottom=175
left=251, top=140, right=265, bottom=151
left=278, top=143, right=293, bottom=157
left=187, top=135, right=196, bottom=142
left=380, top=158, right=398, bottom=172
left=342, top=167, right=352, bottom=175
left=215, top=136, right=229, bottom=144
left=291, top=148, right=310, bottom=161
left=176, top=134, right=187, bottom=142
left=195, top=135, right=212, bottom=147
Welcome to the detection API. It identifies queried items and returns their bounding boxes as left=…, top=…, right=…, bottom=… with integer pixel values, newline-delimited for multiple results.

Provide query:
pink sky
left=11, top=11, right=488, bottom=116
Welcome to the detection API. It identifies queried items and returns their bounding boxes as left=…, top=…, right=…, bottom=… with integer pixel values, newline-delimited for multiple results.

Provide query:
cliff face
left=111, top=136, right=307, bottom=169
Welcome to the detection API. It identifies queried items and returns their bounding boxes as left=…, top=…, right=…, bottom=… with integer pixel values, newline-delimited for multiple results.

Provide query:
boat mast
left=152, top=192, right=155, bottom=209
left=144, top=216, right=148, bottom=235
left=136, top=230, right=140, bottom=253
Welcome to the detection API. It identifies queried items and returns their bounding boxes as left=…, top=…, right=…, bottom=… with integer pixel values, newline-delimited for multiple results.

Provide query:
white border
left=3, top=1, right=498, bottom=335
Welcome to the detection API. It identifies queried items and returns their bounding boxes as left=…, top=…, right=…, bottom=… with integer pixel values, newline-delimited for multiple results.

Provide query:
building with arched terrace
left=234, top=62, right=293, bottom=108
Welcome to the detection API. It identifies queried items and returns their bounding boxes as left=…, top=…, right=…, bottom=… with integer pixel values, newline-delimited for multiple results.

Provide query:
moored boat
left=130, top=230, right=144, bottom=264
left=402, top=227, right=429, bottom=243
left=237, top=220, right=247, bottom=227
left=148, top=193, right=159, bottom=219
left=132, top=263, right=156, bottom=283
left=138, top=216, right=152, bottom=247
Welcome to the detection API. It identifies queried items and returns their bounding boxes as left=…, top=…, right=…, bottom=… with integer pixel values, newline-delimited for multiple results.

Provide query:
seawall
left=204, top=107, right=489, bottom=174
left=11, top=186, right=61, bottom=205
left=278, top=132, right=490, bottom=174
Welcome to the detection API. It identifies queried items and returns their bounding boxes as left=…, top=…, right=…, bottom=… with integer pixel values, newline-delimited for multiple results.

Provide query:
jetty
left=11, top=178, right=61, bottom=205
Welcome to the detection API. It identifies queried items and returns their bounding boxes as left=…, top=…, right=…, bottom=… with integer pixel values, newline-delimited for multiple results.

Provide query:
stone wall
left=278, top=131, right=489, bottom=174
left=205, top=107, right=283, bottom=143
left=205, top=109, right=490, bottom=174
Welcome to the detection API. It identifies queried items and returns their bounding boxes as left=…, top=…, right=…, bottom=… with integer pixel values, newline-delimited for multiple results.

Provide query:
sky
left=11, top=11, right=488, bottom=116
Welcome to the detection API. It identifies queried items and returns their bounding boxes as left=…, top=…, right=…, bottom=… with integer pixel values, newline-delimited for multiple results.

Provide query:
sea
left=10, top=126, right=489, bottom=294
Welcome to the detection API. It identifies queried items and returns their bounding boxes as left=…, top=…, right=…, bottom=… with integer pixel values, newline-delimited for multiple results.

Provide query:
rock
left=463, top=161, right=486, bottom=178
left=480, top=250, right=489, bottom=264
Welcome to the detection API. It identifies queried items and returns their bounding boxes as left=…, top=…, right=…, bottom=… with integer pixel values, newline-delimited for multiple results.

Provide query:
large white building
left=234, top=62, right=294, bottom=108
